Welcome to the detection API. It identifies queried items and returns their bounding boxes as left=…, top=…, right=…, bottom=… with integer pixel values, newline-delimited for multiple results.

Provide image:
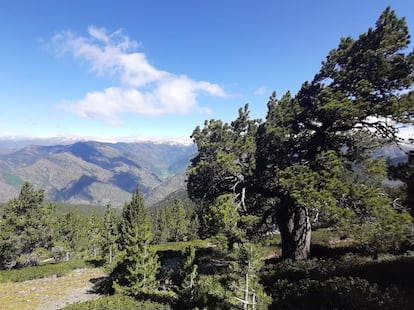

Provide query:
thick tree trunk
left=276, top=205, right=311, bottom=260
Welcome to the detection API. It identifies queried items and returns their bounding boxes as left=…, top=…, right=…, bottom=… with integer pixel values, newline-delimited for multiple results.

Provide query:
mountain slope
left=0, top=140, right=196, bottom=207
left=144, top=171, right=187, bottom=207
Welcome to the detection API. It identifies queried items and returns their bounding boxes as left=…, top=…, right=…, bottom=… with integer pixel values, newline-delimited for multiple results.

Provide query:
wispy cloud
left=254, top=86, right=268, bottom=95
left=51, top=26, right=227, bottom=123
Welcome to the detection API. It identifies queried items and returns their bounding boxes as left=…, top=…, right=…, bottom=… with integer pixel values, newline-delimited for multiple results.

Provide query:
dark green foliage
left=150, top=188, right=194, bottom=211
left=191, top=274, right=238, bottom=310
left=0, top=183, right=121, bottom=267
left=170, top=199, right=189, bottom=242
left=187, top=6, right=414, bottom=260
left=62, top=294, right=172, bottom=310
left=56, top=211, right=89, bottom=261
left=314, top=7, right=414, bottom=125
left=388, top=150, right=414, bottom=216
left=187, top=105, right=260, bottom=241
left=168, top=242, right=272, bottom=309
left=202, top=194, right=248, bottom=249
left=309, top=154, right=413, bottom=254
left=0, top=182, right=56, bottom=267
left=114, top=186, right=160, bottom=296
left=270, top=277, right=414, bottom=310
left=152, top=198, right=199, bottom=244
left=177, top=246, right=199, bottom=306
left=88, top=213, right=103, bottom=259
left=262, top=253, right=414, bottom=309
left=101, top=205, right=119, bottom=264
left=230, top=243, right=271, bottom=309
left=53, top=207, right=118, bottom=262
left=153, top=208, right=169, bottom=243
left=188, top=104, right=258, bottom=204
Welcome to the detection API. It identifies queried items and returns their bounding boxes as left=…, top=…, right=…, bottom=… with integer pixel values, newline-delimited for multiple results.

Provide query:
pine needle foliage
left=114, top=186, right=160, bottom=297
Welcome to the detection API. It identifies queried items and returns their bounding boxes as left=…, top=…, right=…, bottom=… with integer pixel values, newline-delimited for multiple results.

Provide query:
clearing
left=0, top=267, right=106, bottom=310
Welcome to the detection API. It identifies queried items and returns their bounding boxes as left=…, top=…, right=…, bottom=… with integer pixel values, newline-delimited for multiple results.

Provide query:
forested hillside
left=0, top=141, right=196, bottom=207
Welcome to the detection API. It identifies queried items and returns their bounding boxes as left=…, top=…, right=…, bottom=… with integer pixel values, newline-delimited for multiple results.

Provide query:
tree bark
left=276, top=204, right=311, bottom=260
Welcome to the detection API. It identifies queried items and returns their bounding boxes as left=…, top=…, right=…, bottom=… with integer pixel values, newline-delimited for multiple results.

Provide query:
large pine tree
left=187, top=7, right=414, bottom=260
left=255, top=6, right=414, bottom=259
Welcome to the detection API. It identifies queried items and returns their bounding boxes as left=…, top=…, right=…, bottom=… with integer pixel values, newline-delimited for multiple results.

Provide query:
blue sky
left=0, top=1, right=413, bottom=142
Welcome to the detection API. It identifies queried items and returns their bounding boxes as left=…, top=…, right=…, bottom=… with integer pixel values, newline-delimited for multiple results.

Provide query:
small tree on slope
left=113, top=185, right=160, bottom=296
left=0, top=182, right=56, bottom=267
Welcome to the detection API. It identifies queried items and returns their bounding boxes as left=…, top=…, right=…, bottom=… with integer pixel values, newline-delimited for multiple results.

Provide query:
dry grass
left=0, top=268, right=106, bottom=310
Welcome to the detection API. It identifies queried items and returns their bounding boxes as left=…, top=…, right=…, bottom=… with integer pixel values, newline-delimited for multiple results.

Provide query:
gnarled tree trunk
left=276, top=205, right=311, bottom=260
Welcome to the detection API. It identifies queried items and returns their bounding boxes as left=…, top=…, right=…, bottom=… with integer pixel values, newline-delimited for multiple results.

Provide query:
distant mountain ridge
left=0, top=140, right=196, bottom=208
left=145, top=171, right=187, bottom=207
left=1, top=138, right=410, bottom=209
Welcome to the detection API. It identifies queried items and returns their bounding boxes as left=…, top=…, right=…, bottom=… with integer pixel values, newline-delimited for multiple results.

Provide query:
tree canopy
left=187, top=6, right=414, bottom=260
left=0, top=182, right=56, bottom=267
left=114, top=186, right=160, bottom=296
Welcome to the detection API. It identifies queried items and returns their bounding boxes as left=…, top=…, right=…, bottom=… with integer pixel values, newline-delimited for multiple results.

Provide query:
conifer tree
left=187, top=7, right=414, bottom=260
left=57, top=211, right=87, bottom=261
left=187, top=104, right=260, bottom=241
left=0, top=182, right=56, bottom=266
left=114, top=185, right=160, bottom=296
left=101, top=205, right=119, bottom=264
left=171, top=199, right=189, bottom=242
left=187, top=211, right=200, bottom=241
left=178, top=246, right=199, bottom=304
left=152, top=201, right=199, bottom=244
left=254, top=7, right=414, bottom=259
left=152, top=208, right=169, bottom=244
left=231, top=243, right=271, bottom=310
left=88, top=213, right=103, bottom=258
left=389, top=150, right=414, bottom=216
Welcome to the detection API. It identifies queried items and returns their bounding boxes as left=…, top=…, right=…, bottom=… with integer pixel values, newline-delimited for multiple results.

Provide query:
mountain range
left=0, top=139, right=196, bottom=208
left=0, top=137, right=411, bottom=209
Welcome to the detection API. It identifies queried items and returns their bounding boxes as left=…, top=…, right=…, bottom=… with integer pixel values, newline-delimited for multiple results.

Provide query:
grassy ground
left=0, top=260, right=95, bottom=283
left=153, top=238, right=212, bottom=252
left=3, top=233, right=413, bottom=309
left=0, top=268, right=105, bottom=310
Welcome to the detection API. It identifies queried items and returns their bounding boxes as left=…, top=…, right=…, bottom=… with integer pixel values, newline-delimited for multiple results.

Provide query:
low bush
left=62, top=294, right=172, bottom=310
left=262, top=252, right=414, bottom=287
left=270, top=276, right=414, bottom=310
left=262, top=252, right=414, bottom=309
left=0, top=260, right=92, bottom=283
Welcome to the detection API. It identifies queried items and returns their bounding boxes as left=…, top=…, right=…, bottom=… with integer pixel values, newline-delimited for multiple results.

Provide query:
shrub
left=62, top=294, right=172, bottom=310
left=271, top=276, right=414, bottom=310
left=262, top=253, right=414, bottom=309
left=262, top=253, right=414, bottom=289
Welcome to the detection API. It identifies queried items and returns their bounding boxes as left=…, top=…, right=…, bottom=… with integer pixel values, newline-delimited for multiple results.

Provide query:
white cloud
left=358, top=116, right=414, bottom=142
left=52, top=26, right=227, bottom=123
left=254, top=86, right=268, bottom=95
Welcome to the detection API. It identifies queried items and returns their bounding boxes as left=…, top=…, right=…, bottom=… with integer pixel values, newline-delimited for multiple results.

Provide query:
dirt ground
left=0, top=268, right=106, bottom=310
